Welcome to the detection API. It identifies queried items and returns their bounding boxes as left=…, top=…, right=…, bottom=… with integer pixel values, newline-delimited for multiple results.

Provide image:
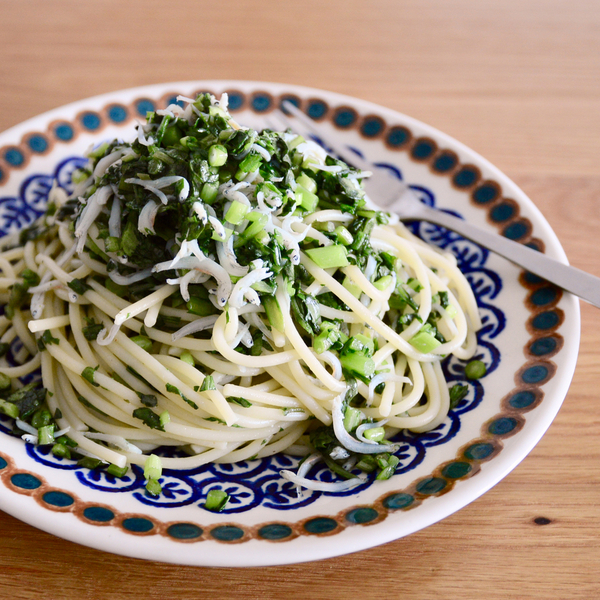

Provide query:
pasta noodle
left=0, top=93, right=481, bottom=495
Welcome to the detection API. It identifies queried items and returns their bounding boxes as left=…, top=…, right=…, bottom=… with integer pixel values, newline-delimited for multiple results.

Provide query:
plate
left=0, top=81, right=580, bottom=566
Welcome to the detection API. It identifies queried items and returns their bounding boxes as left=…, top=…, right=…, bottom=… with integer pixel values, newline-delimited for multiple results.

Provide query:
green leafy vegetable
left=449, top=384, right=469, bottom=409
left=200, top=376, right=216, bottom=392
left=204, top=489, right=229, bottom=512
left=67, top=278, right=89, bottom=295
left=133, top=407, right=164, bottom=431
left=82, top=366, right=100, bottom=387
left=139, top=394, right=158, bottom=407
left=227, top=396, right=252, bottom=408
left=465, top=360, right=487, bottom=380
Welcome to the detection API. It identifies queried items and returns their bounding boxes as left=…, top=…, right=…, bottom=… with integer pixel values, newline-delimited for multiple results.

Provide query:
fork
left=279, top=100, right=600, bottom=309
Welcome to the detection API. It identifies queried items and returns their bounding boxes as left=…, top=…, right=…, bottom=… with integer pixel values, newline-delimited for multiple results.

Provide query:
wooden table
left=1, top=0, right=599, bottom=597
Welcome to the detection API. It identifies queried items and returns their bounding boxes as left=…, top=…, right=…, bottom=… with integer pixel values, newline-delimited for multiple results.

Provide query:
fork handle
left=413, top=203, right=600, bottom=308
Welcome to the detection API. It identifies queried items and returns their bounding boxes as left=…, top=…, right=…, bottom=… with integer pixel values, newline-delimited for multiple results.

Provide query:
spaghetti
left=0, top=93, right=481, bottom=495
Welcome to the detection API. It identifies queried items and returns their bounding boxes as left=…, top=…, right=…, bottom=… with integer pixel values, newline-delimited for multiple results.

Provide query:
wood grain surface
left=1, top=1, right=599, bottom=598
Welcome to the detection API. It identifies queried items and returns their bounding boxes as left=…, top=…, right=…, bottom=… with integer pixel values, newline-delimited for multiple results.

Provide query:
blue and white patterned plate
left=0, top=82, right=580, bottom=566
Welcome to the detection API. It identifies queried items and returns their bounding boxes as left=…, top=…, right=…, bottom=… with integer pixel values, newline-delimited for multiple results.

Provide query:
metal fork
left=279, top=100, right=600, bottom=308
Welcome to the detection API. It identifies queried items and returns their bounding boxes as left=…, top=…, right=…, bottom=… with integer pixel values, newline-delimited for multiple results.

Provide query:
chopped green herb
left=179, top=351, right=195, bottom=366
left=8, top=283, right=28, bottom=314
left=7, top=386, right=47, bottom=419
left=139, top=394, right=158, bottom=407
left=51, top=443, right=71, bottom=459
left=200, top=375, right=216, bottom=392
left=204, top=489, right=229, bottom=512
left=356, top=455, right=377, bottom=473
left=77, top=457, right=104, bottom=470
left=0, top=398, right=19, bottom=419
left=449, top=384, right=469, bottom=409
left=38, top=424, right=55, bottom=445
left=227, top=396, right=252, bottom=408
left=166, top=383, right=198, bottom=409
left=305, top=245, right=349, bottom=269
left=309, top=425, right=337, bottom=453
left=121, top=221, right=139, bottom=256
left=105, top=236, right=120, bottom=253
left=409, top=327, right=442, bottom=353
left=373, top=275, right=393, bottom=291
left=376, top=455, right=400, bottom=480
left=107, top=464, right=129, bottom=478
left=340, top=352, right=375, bottom=379
left=37, top=329, right=59, bottom=351
left=208, top=144, right=228, bottom=167
left=204, top=416, right=226, bottom=424
left=343, top=406, right=362, bottom=432
left=322, top=454, right=357, bottom=480
left=20, top=268, right=40, bottom=288
left=0, top=373, right=11, bottom=391
left=363, top=426, right=385, bottom=442
left=186, top=297, right=217, bottom=317
left=67, top=278, right=89, bottom=295
left=263, top=295, right=284, bottom=333
left=145, top=478, right=162, bottom=496
left=82, top=366, right=100, bottom=387
left=133, top=407, right=164, bottom=431
left=144, top=454, right=162, bottom=480
left=82, top=321, right=104, bottom=341
left=159, top=410, right=170, bottom=428
left=465, top=360, right=487, bottom=380
left=295, top=184, right=318, bottom=212
left=131, top=335, right=152, bottom=352
left=31, top=408, right=52, bottom=429
left=182, top=395, right=198, bottom=409
left=438, top=290, right=449, bottom=308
